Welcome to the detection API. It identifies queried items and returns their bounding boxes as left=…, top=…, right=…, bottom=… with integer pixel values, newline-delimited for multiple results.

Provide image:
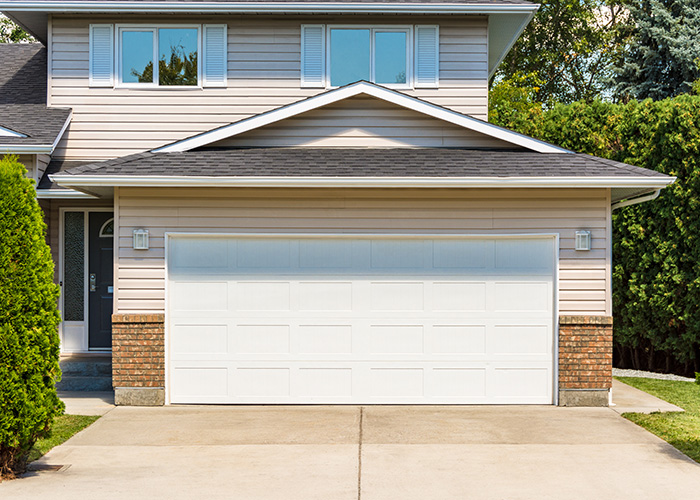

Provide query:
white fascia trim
left=0, top=144, right=54, bottom=154
left=0, top=125, right=27, bottom=138
left=0, top=2, right=539, bottom=14
left=154, top=81, right=569, bottom=154
left=0, top=110, right=71, bottom=154
left=51, top=174, right=676, bottom=190
left=36, top=189, right=97, bottom=199
left=50, top=110, right=72, bottom=154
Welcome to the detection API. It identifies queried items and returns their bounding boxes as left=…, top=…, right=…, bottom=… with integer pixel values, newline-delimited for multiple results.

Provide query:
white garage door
left=167, top=236, right=555, bottom=404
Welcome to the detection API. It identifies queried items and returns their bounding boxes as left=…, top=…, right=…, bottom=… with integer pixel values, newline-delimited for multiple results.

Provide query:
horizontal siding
left=50, top=15, right=489, bottom=160
left=215, top=97, right=512, bottom=148
left=115, top=188, right=611, bottom=316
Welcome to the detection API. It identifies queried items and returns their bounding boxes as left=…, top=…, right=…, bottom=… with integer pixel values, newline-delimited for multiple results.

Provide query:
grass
left=616, top=376, right=700, bottom=463
left=26, top=414, right=100, bottom=462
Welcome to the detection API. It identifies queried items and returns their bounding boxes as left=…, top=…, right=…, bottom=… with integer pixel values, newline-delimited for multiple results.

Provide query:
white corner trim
left=36, top=189, right=97, bottom=199
left=154, top=81, right=570, bottom=154
left=0, top=2, right=539, bottom=14
left=50, top=174, right=677, bottom=190
left=0, top=125, right=27, bottom=138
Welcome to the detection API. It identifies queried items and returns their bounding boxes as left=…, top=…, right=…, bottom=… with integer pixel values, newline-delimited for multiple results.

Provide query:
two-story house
left=0, top=0, right=674, bottom=407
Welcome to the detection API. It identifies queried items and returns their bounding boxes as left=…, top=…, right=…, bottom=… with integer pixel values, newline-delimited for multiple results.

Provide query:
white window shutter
left=89, top=24, right=114, bottom=87
left=203, top=25, right=228, bottom=87
left=414, top=25, right=439, bottom=88
left=301, top=25, right=325, bottom=88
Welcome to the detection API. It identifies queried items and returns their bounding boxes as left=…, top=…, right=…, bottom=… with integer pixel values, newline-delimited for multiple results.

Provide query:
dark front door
left=88, top=212, right=114, bottom=349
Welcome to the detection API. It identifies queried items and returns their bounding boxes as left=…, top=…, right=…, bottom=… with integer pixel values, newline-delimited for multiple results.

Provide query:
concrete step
left=60, top=357, right=112, bottom=377
left=56, top=375, right=113, bottom=392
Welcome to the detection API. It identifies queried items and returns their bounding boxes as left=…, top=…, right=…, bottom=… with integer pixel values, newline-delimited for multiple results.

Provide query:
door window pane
left=64, top=212, right=84, bottom=322
left=330, top=29, right=370, bottom=86
left=122, top=30, right=154, bottom=83
left=375, top=32, right=407, bottom=85
left=158, top=28, right=198, bottom=86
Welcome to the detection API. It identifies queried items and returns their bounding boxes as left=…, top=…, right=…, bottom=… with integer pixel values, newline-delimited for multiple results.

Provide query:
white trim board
left=0, top=2, right=539, bottom=14
left=51, top=174, right=676, bottom=191
left=153, top=81, right=570, bottom=154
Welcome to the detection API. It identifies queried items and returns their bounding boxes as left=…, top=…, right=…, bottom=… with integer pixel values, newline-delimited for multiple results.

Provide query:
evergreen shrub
left=0, top=155, right=63, bottom=479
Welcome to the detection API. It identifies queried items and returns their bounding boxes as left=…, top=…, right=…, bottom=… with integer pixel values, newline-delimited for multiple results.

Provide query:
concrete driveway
left=3, top=404, right=700, bottom=499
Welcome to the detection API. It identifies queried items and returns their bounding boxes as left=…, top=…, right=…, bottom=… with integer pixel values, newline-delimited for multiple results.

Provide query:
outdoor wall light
left=575, top=230, right=592, bottom=251
left=133, top=229, right=149, bottom=250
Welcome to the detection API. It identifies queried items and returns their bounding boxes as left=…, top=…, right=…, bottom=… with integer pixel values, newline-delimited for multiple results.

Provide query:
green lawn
left=616, top=376, right=700, bottom=463
left=27, top=414, right=100, bottom=462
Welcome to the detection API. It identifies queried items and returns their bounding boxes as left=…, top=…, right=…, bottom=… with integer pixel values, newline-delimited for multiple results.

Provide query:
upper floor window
left=119, top=27, right=199, bottom=86
left=301, top=25, right=439, bottom=90
left=329, top=28, right=409, bottom=87
left=89, top=24, right=227, bottom=88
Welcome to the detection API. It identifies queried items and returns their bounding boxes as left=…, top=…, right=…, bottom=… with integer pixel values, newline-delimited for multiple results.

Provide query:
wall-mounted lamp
left=133, top=229, right=149, bottom=250
left=575, top=230, right=591, bottom=251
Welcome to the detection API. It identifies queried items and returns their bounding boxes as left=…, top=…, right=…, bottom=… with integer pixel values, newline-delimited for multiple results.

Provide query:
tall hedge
left=0, top=156, right=63, bottom=479
left=491, top=93, right=700, bottom=374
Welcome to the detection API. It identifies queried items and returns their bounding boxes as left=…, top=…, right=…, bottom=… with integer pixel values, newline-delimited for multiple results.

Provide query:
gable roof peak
left=154, top=81, right=569, bottom=155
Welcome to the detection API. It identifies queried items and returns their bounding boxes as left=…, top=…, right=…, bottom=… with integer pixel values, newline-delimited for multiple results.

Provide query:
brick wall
left=559, top=315, right=613, bottom=390
left=112, top=314, right=165, bottom=388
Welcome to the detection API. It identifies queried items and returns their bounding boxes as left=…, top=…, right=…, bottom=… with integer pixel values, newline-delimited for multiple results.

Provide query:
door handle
left=89, top=273, right=97, bottom=292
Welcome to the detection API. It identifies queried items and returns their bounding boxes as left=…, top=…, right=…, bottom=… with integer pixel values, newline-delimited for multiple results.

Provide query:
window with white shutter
left=203, top=24, right=227, bottom=87
left=301, top=25, right=325, bottom=88
left=414, top=25, right=439, bottom=89
left=89, top=24, right=114, bottom=87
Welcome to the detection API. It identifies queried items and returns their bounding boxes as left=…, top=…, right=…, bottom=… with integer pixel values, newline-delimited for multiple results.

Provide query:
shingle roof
left=51, top=148, right=669, bottom=179
left=0, top=43, right=71, bottom=148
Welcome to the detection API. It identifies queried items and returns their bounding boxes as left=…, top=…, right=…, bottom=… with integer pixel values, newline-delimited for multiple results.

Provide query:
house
left=0, top=0, right=674, bottom=407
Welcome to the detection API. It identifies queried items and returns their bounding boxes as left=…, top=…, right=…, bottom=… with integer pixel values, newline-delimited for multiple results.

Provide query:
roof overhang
left=51, top=174, right=675, bottom=191
left=1, top=2, right=537, bottom=75
left=0, top=110, right=71, bottom=155
left=154, top=81, right=565, bottom=154
left=35, top=188, right=97, bottom=199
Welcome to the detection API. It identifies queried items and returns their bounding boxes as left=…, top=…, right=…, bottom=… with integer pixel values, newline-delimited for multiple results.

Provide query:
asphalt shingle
left=49, top=148, right=669, bottom=182
left=0, top=43, right=71, bottom=146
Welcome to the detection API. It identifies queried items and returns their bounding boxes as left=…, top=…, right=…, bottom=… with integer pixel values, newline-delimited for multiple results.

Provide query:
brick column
left=112, top=313, right=165, bottom=406
left=558, top=315, right=613, bottom=406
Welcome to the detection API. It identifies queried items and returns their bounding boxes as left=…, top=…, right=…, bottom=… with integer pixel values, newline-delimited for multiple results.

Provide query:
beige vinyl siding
left=213, top=96, right=515, bottom=149
left=50, top=15, right=489, bottom=160
left=17, top=154, right=36, bottom=181
left=115, top=187, right=611, bottom=316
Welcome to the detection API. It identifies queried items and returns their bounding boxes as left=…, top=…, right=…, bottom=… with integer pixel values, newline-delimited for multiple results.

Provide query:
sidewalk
left=610, top=379, right=684, bottom=414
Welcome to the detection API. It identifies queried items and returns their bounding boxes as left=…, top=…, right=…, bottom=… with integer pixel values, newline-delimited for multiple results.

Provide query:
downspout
left=611, top=189, right=661, bottom=211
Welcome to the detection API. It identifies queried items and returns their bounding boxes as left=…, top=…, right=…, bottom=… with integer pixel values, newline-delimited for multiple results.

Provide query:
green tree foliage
left=491, top=95, right=700, bottom=374
left=0, top=15, right=34, bottom=43
left=132, top=44, right=198, bottom=86
left=0, top=156, right=63, bottom=479
left=612, top=0, right=700, bottom=100
left=496, top=0, right=630, bottom=104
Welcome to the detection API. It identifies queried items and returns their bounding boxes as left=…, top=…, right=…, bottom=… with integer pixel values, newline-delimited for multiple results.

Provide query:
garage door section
left=167, top=236, right=555, bottom=404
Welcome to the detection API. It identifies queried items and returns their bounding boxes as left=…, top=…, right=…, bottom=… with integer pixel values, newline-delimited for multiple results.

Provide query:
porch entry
left=61, top=210, right=114, bottom=352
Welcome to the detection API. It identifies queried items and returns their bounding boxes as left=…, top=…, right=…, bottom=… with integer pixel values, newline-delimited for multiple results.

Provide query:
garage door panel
left=432, top=282, right=487, bottom=311
left=430, top=325, right=486, bottom=355
left=168, top=236, right=555, bottom=404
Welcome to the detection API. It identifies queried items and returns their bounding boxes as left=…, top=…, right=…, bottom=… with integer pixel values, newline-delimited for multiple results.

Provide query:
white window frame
left=325, top=25, right=413, bottom=90
left=116, top=24, right=203, bottom=89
